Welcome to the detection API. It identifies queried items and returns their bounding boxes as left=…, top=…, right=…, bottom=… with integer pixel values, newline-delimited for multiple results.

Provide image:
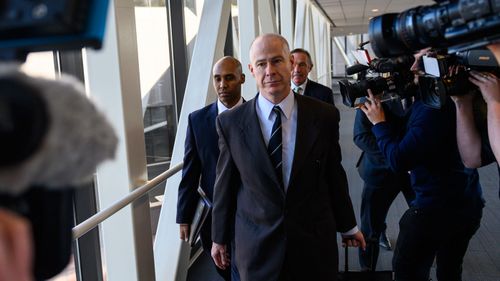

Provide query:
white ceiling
left=315, top=0, right=435, bottom=35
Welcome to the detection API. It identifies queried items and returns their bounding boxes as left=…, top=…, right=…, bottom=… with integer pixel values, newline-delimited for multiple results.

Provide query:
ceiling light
left=371, top=8, right=379, bottom=12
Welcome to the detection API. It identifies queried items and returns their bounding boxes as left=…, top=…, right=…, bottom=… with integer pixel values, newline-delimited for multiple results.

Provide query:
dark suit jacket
left=176, top=102, right=219, bottom=251
left=303, top=79, right=335, bottom=105
left=212, top=94, right=356, bottom=281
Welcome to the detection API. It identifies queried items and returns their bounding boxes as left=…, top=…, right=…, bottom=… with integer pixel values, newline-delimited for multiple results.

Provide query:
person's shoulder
left=308, top=80, right=332, bottom=92
left=297, top=94, right=338, bottom=117
left=190, top=102, right=217, bottom=121
left=409, top=100, right=449, bottom=127
left=217, top=98, right=254, bottom=123
left=412, top=100, right=444, bottom=115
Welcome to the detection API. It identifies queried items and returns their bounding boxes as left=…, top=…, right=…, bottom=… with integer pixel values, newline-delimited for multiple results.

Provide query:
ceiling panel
left=316, top=0, right=435, bottom=35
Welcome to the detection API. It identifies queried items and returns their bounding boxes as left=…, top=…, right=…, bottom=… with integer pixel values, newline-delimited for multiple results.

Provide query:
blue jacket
left=176, top=102, right=219, bottom=250
left=372, top=98, right=484, bottom=214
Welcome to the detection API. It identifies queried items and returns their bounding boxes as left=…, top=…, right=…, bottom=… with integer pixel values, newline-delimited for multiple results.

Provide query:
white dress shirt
left=217, top=97, right=243, bottom=114
left=255, top=91, right=359, bottom=235
left=256, top=91, right=297, bottom=191
left=291, top=79, right=308, bottom=95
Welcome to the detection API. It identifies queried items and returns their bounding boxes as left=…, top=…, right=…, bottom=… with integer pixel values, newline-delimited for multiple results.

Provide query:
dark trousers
left=216, top=261, right=232, bottom=281
left=358, top=182, right=414, bottom=270
left=393, top=206, right=481, bottom=281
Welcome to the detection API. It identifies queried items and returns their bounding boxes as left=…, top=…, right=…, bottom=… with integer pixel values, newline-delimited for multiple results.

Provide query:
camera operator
left=359, top=49, right=484, bottom=281
left=451, top=68, right=500, bottom=198
left=354, top=94, right=415, bottom=270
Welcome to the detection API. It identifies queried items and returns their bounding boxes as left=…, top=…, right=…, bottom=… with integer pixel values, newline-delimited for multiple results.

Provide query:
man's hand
left=0, top=209, right=33, bottom=281
left=469, top=71, right=500, bottom=105
left=358, top=89, right=386, bottom=125
left=211, top=242, right=230, bottom=270
left=341, top=230, right=366, bottom=251
left=179, top=224, right=189, bottom=242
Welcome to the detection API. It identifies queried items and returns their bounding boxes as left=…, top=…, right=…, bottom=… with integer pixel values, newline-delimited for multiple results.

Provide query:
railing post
left=85, top=0, right=154, bottom=280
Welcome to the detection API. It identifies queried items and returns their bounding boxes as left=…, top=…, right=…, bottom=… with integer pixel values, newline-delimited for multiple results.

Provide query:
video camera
left=366, top=0, right=500, bottom=109
left=0, top=0, right=113, bottom=279
left=339, top=54, right=417, bottom=108
left=368, top=0, right=500, bottom=58
left=418, top=48, right=499, bottom=108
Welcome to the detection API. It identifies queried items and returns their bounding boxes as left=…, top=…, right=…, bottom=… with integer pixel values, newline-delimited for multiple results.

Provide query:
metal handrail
left=72, top=162, right=183, bottom=239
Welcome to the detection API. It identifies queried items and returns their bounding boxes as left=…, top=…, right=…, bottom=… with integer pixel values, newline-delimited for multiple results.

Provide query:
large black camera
left=369, top=0, right=500, bottom=58
left=339, top=55, right=416, bottom=107
left=418, top=48, right=499, bottom=108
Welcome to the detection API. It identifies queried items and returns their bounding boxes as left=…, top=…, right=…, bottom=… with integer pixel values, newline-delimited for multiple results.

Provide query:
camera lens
left=369, top=0, right=500, bottom=57
left=339, top=77, right=389, bottom=107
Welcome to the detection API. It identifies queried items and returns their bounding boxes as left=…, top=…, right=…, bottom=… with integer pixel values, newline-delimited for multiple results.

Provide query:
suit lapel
left=289, top=94, right=321, bottom=188
left=206, top=103, right=219, bottom=154
left=239, top=97, right=284, bottom=191
left=303, top=79, right=313, bottom=97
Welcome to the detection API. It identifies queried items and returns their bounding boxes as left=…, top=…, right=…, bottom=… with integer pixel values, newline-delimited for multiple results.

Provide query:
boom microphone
left=0, top=64, right=118, bottom=195
left=346, top=64, right=370, bottom=75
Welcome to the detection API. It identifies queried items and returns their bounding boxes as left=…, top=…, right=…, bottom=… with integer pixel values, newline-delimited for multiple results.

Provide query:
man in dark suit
left=211, top=34, right=365, bottom=281
left=290, top=48, right=335, bottom=105
left=176, top=56, right=245, bottom=281
left=353, top=97, right=415, bottom=270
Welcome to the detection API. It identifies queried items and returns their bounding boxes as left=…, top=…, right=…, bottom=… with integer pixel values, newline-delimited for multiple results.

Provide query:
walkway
left=188, top=92, right=500, bottom=281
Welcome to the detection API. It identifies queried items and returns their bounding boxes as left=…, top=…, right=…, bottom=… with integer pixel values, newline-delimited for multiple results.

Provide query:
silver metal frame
left=73, top=162, right=183, bottom=239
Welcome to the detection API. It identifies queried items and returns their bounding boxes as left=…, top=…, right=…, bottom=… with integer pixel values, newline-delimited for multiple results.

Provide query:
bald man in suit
left=211, top=34, right=365, bottom=281
left=177, top=56, right=245, bottom=280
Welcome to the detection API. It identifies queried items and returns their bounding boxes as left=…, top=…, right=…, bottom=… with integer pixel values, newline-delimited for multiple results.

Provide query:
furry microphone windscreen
left=0, top=65, right=118, bottom=195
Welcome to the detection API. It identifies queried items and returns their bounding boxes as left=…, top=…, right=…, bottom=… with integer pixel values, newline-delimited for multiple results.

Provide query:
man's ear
left=241, top=73, right=246, bottom=84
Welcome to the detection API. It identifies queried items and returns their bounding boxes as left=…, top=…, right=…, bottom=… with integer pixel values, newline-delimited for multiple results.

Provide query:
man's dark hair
left=291, top=48, right=313, bottom=67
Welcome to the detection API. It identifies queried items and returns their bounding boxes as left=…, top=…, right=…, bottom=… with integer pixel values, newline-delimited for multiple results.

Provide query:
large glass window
left=134, top=0, right=179, bottom=240
left=332, top=36, right=347, bottom=77
left=231, top=2, right=240, bottom=59
left=22, top=51, right=56, bottom=79
left=184, top=0, right=205, bottom=66
left=134, top=1, right=176, bottom=179
left=331, top=34, right=369, bottom=77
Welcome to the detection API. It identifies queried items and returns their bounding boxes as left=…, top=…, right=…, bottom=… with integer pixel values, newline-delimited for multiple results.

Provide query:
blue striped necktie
left=268, top=106, right=283, bottom=189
